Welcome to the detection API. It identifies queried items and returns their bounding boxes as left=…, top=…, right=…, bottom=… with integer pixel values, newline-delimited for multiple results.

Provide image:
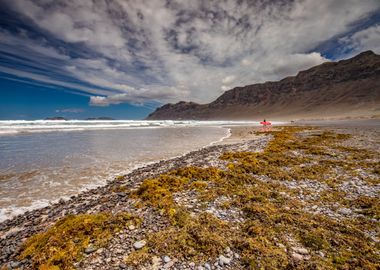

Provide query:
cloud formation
left=0, top=0, right=379, bottom=106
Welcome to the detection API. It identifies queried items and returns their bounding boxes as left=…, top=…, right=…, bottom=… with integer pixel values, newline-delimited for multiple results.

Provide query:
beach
left=0, top=122, right=232, bottom=222
left=0, top=121, right=379, bottom=269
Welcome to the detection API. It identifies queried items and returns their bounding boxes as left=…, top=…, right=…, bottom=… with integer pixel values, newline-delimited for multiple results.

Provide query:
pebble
left=10, top=261, right=21, bottom=269
left=133, top=240, right=146, bottom=249
left=204, top=263, right=211, bottom=270
left=292, top=252, right=304, bottom=261
left=317, top=251, right=325, bottom=257
left=162, top=255, right=171, bottom=263
left=292, top=247, right=309, bottom=255
left=84, top=246, right=97, bottom=254
left=128, top=224, right=136, bottom=230
left=163, top=261, right=175, bottom=268
left=218, top=255, right=232, bottom=266
left=119, top=263, right=127, bottom=269
left=338, top=208, right=352, bottom=215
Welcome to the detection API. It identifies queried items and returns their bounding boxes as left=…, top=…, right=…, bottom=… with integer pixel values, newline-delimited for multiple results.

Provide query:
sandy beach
left=0, top=121, right=379, bottom=270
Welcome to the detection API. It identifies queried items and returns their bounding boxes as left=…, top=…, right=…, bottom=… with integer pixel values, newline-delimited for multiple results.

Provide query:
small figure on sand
left=259, top=119, right=272, bottom=132
left=260, top=119, right=272, bottom=126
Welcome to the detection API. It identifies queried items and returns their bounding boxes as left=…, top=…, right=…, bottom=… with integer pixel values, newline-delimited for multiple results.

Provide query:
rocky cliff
left=146, top=51, right=380, bottom=120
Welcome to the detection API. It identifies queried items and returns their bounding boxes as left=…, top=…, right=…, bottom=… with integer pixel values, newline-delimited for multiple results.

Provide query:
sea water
left=0, top=120, right=259, bottom=222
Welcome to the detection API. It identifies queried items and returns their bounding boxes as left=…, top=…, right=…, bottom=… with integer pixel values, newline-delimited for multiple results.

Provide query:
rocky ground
left=0, top=124, right=379, bottom=270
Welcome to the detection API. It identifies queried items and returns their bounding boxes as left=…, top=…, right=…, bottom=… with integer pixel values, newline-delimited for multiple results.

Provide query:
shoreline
left=0, top=126, right=270, bottom=267
left=0, top=125, right=250, bottom=224
left=0, top=125, right=231, bottom=223
left=0, top=121, right=378, bottom=269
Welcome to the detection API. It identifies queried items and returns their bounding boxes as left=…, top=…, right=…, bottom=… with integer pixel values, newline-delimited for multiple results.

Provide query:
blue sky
left=0, top=0, right=379, bottom=120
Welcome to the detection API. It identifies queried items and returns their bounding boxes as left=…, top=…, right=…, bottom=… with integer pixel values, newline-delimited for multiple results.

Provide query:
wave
left=0, top=120, right=286, bottom=135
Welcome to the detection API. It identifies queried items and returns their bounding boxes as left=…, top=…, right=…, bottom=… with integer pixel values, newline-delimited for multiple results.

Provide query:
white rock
left=204, top=263, right=211, bottom=270
left=133, top=240, right=146, bottom=250
left=317, top=251, right=325, bottom=257
left=162, top=255, right=171, bottom=263
left=218, top=255, right=232, bottom=266
left=292, top=252, right=304, bottom=261
left=84, top=246, right=97, bottom=254
left=338, top=208, right=352, bottom=215
left=128, top=225, right=136, bottom=230
left=292, top=247, right=309, bottom=255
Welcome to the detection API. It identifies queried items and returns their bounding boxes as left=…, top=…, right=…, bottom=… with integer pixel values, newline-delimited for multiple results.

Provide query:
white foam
left=0, top=199, right=51, bottom=223
left=0, top=120, right=286, bottom=135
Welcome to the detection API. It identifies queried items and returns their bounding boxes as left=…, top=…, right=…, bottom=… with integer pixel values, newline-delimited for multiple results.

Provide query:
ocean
left=0, top=120, right=260, bottom=222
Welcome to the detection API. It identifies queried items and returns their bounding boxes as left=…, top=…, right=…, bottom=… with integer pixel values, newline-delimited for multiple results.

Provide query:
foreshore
left=0, top=122, right=379, bottom=270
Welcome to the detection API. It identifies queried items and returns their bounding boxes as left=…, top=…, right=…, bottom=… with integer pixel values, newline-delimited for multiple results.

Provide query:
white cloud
left=222, top=75, right=236, bottom=85
left=1, top=0, right=380, bottom=107
left=89, top=96, right=109, bottom=107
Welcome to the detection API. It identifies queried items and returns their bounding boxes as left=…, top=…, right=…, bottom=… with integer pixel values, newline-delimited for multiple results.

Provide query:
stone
left=291, top=252, right=304, bottom=261
left=96, top=248, right=104, bottom=254
left=204, top=263, right=211, bottom=270
left=163, top=261, right=175, bottom=268
left=338, top=208, right=352, bottom=215
left=128, top=224, right=136, bottom=230
left=218, top=255, right=232, bottom=266
left=133, top=240, right=146, bottom=250
left=162, top=255, right=171, bottom=263
left=84, top=246, right=97, bottom=254
left=119, top=263, right=127, bottom=269
left=317, top=251, right=325, bottom=257
left=10, top=261, right=21, bottom=269
left=292, top=247, right=309, bottom=255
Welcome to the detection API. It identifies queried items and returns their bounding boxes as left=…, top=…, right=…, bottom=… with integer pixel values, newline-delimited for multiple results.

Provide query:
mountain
left=85, top=117, right=115, bottom=120
left=146, top=51, right=380, bottom=120
left=45, top=116, right=67, bottom=120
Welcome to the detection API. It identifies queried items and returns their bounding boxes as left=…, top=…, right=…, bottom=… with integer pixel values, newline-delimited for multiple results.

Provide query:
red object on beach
left=260, top=121, right=272, bottom=126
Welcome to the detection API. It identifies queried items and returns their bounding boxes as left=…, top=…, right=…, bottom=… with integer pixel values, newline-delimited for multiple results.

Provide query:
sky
left=0, top=0, right=379, bottom=120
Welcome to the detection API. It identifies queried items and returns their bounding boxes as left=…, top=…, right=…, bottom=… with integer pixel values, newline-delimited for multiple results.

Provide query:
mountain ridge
left=146, top=51, right=380, bottom=120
